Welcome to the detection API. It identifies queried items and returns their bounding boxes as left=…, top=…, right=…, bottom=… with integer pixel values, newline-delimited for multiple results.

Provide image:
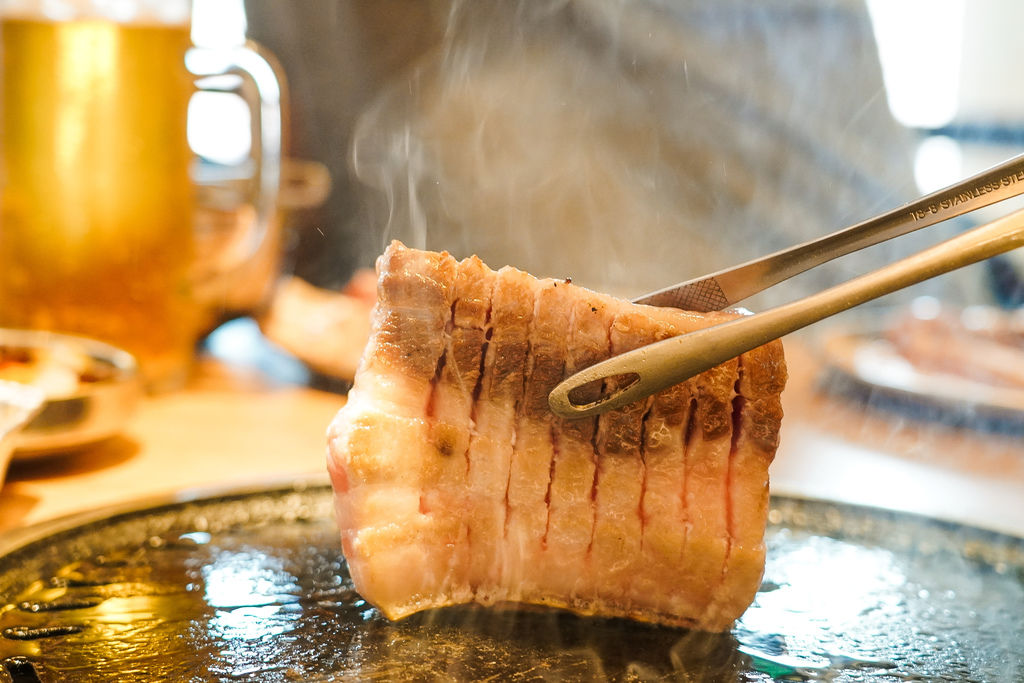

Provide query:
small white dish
left=0, top=329, right=141, bottom=458
left=0, top=380, right=45, bottom=486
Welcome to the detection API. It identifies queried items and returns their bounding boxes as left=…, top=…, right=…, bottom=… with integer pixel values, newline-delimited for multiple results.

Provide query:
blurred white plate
left=0, top=380, right=45, bottom=484
left=821, top=328, right=1024, bottom=424
left=0, top=329, right=141, bottom=459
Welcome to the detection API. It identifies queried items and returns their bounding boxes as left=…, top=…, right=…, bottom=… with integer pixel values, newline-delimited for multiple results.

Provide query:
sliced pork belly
left=326, top=245, right=458, bottom=612
left=588, top=309, right=656, bottom=609
left=422, top=254, right=496, bottom=604
left=465, top=265, right=535, bottom=602
left=504, top=279, right=572, bottom=601
left=542, top=292, right=612, bottom=603
left=327, top=241, right=787, bottom=632
left=703, top=342, right=786, bottom=626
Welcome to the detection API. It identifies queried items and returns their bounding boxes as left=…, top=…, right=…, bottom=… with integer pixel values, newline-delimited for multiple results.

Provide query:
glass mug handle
left=185, top=41, right=287, bottom=318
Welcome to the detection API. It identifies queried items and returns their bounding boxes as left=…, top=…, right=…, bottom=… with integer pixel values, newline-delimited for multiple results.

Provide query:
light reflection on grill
left=0, top=482, right=1021, bottom=681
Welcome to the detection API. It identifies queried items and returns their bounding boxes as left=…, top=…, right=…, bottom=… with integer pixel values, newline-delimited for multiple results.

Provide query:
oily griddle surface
left=0, top=480, right=1022, bottom=682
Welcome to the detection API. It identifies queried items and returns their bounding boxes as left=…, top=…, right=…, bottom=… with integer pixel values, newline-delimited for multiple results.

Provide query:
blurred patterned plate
left=821, top=327, right=1024, bottom=430
left=0, top=328, right=140, bottom=458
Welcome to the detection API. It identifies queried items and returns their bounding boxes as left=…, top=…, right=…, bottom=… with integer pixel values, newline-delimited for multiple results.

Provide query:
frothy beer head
left=0, top=0, right=190, bottom=24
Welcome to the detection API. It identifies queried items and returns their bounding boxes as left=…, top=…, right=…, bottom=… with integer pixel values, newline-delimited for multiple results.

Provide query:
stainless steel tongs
left=549, top=152, right=1024, bottom=419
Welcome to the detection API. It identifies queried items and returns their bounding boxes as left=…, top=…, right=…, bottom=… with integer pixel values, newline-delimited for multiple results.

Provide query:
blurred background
left=5, top=0, right=1024, bottom=487
left=3, top=5, right=1024, bottom=674
left=6, top=0, right=1024, bottom=408
left=185, top=0, right=1024, bottom=310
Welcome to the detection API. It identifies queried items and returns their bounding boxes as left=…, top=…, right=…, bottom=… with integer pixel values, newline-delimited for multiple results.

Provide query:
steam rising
left=352, top=0, right=970, bottom=306
left=353, top=0, right=694, bottom=295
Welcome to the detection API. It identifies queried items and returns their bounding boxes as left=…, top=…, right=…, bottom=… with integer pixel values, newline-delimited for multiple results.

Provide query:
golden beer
left=0, top=15, right=200, bottom=390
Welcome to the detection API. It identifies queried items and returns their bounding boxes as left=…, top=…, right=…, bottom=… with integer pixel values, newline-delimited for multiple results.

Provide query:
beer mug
left=0, top=0, right=285, bottom=391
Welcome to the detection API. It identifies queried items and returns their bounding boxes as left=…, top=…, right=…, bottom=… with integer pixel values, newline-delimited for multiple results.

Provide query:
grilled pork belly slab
left=327, top=241, right=787, bottom=632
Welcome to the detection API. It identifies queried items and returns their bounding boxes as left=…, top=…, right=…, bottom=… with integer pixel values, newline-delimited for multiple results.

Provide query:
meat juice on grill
left=327, top=241, right=787, bottom=632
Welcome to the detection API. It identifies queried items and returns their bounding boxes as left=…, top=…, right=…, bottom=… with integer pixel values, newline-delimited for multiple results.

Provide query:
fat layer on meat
left=327, top=241, right=787, bottom=632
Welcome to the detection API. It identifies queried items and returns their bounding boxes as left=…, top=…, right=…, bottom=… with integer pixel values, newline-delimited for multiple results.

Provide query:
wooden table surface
left=0, top=353, right=346, bottom=536
left=2, top=330, right=1023, bottom=540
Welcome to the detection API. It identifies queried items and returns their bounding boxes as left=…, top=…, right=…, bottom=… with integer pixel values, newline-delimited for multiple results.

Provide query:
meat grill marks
left=589, top=311, right=656, bottom=612
left=328, top=241, right=787, bottom=632
left=424, top=254, right=496, bottom=605
left=543, top=292, right=610, bottom=603
left=703, top=341, right=786, bottom=625
left=465, top=265, right=535, bottom=602
left=326, top=245, right=459, bottom=614
left=504, top=278, right=572, bottom=601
